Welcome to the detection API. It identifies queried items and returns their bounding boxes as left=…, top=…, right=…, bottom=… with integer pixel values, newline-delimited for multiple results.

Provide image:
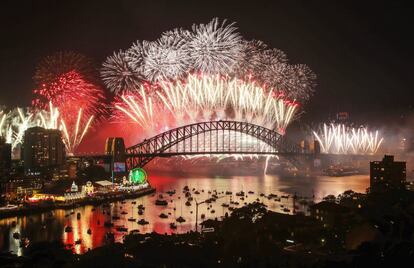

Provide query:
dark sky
left=1, top=0, right=413, bottom=124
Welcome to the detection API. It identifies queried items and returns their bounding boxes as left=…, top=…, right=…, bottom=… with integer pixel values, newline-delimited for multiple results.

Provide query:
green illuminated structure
left=129, top=168, right=147, bottom=185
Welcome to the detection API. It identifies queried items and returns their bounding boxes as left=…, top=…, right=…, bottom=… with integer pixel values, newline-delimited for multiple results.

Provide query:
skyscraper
left=23, top=127, right=65, bottom=175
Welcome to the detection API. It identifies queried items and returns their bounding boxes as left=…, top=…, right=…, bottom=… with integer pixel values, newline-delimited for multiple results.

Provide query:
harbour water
left=0, top=173, right=369, bottom=255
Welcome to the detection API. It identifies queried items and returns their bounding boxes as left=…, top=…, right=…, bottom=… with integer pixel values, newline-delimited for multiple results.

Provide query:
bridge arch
left=125, top=120, right=301, bottom=169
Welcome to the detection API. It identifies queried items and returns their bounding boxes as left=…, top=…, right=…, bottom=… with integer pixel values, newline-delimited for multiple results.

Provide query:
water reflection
left=0, top=174, right=369, bottom=255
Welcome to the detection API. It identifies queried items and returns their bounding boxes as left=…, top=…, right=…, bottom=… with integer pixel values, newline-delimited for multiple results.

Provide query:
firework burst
left=101, top=50, right=144, bottom=94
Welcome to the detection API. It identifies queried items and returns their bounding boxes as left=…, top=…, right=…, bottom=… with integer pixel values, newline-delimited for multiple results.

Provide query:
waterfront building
left=23, top=127, right=65, bottom=176
left=310, top=201, right=351, bottom=227
left=370, top=155, right=406, bottom=193
left=0, top=137, right=11, bottom=178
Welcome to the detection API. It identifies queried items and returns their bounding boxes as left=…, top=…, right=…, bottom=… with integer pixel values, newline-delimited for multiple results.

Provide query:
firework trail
left=114, top=74, right=298, bottom=135
left=313, top=123, right=383, bottom=155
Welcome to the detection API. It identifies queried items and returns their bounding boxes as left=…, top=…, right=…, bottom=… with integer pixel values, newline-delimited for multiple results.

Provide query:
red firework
left=32, top=70, right=104, bottom=126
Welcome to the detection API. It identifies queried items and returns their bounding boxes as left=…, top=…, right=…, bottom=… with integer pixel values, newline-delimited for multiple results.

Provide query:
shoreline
left=0, top=187, right=156, bottom=219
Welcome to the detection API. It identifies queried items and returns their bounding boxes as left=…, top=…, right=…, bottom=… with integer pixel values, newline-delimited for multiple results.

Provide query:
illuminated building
left=105, top=137, right=126, bottom=173
left=23, top=126, right=65, bottom=176
left=370, top=155, right=406, bottom=193
left=0, top=137, right=11, bottom=178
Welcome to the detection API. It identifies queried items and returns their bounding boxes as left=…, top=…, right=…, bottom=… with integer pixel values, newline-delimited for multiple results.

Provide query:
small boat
left=112, top=216, right=120, bottom=220
left=128, top=217, right=136, bottom=222
left=225, top=191, right=232, bottom=195
left=159, top=213, right=168, bottom=219
left=211, top=209, right=215, bottom=214
left=77, top=213, right=81, bottom=220
left=185, top=201, right=191, bottom=206
left=170, top=223, right=177, bottom=229
left=283, top=208, right=291, bottom=213
left=194, top=190, right=200, bottom=194
left=137, top=219, right=149, bottom=225
left=240, top=197, right=245, bottom=201
left=236, top=191, right=244, bottom=197
left=183, top=186, right=189, bottom=192
left=200, top=214, right=205, bottom=219
left=281, top=195, right=289, bottom=199
left=138, top=204, right=145, bottom=210
left=176, top=216, right=186, bottom=223
left=185, top=192, right=191, bottom=198
left=167, top=190, right=176, bottom=195
left=64, top=226, right=73, bottom=233
left=233, top=202, right=239, bottom=206
left=159, top=194, right=164, bottom=199
left=121, top=211, right=128, bottom=215
left=121, top=201, right=126, bottom=204
left=70, top=211, right=75, bottom=215
left=248, top=191, right=254, bottom=194
left=13, top=232, right=20, bottom=239
left=260, top=193, right=265, bottom=197
left=87, top=229, right=92, bottom=235
left=131, top=201, right=137, bottom=204
left=256, top=198, right=260, bottom=202
left=116, top=226, right=128, bottom=232
left=221, top=203, right=229, bottom=207
left=75, top=239, right=82, bottom=245
left=274, top=198, right=281, bottom=202
left=155, top=199, right=168, bottom=206
left=138, top=209, right=144, bottom=215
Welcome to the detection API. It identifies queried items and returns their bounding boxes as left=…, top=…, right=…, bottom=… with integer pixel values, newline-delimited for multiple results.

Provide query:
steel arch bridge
left=125, top=120, right=303, bottom=169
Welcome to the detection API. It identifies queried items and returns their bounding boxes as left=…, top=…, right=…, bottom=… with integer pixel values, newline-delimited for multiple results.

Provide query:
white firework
left=144, top=29, right=191, bottom=82
left=101, top=50, right=144, bottom=94
left=126, top=40, right=149, bottom=74
left=187, top=18, right=243, bottom=75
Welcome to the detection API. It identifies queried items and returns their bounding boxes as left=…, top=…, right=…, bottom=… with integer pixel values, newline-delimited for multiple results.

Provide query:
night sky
left=1, top=0, right=413, bottom=124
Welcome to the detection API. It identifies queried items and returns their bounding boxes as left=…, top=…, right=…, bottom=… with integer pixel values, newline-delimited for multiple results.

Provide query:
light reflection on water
left=0, top=174, right=369, bottom=255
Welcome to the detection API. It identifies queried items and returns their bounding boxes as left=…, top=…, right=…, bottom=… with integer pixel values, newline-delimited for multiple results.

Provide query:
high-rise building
left=105, top=137, right=126, bottom=173
left=370, top=155, right=406, bottom=193
left=23, top=127, right=65, bottom=175
left=0, top=137, right=12, bottom=178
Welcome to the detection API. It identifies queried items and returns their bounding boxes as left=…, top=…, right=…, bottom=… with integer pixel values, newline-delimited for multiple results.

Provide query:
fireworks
left=313, top=123, right=383, bottom=155
left=103, top=18, right=316, bottom=105
left=113, top=74, right=299, bottom=135
left=33, top=70, right=104, bottom=125
left=101, top=50, right=144, bottom=94
left=34, top=51, right=95, bottom=86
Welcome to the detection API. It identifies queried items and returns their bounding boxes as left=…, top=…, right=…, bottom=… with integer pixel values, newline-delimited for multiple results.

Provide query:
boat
left=155, top=199, right=168, bottom=206
left=236, top=191, right=245, bottom=197
left=13, top=232, right=20, bottom=239
left=225, top=191, right=232, bottom=195
left=221, top=203, right=229, bottom=207
left=75, top=239, right=82, bottom=245
left=137, top=219, right=149, bottom=225
left=159, top=213, right=168, bottom=219
left=112, top=216, right=120, bottom=220
left=248, top=191, right=254, bottom=194
left=183, top=186, right=189, bottom=192
left=121, top=211, right=128, bottom=215
left=121, top=201, right=126, bottom=204
left=64, top=226, right=73, bottom=233
left=283, top=208, right=291, bottom=213
left=185, top=201, right=191, bottom=206
left=185, top=192, right=192, bottom=198
left=170, top=223, right=177, bottom=229
left=131, top=201, right=137, bottom=204
left=70, top=211, right=75, bottom=215
left=116, top=226, right=128, bottom=232
left=260, top=193, right=265, bottom=197
left=128, top=217, right=136, bottom=222
left=138, top=204, right=145, bottom=210
left=138, top=209, right=144, bottom=215
left=194, top=190, right=200, bottom=194
left=167, top=190, right=176, bottom=195
left=87, top=229, right=92, bottom=235
left=211, top=209, right=215, bottom=214
left=176, top=216, right=186, bottom=223
left=200, top=214, right=205, bottom=219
